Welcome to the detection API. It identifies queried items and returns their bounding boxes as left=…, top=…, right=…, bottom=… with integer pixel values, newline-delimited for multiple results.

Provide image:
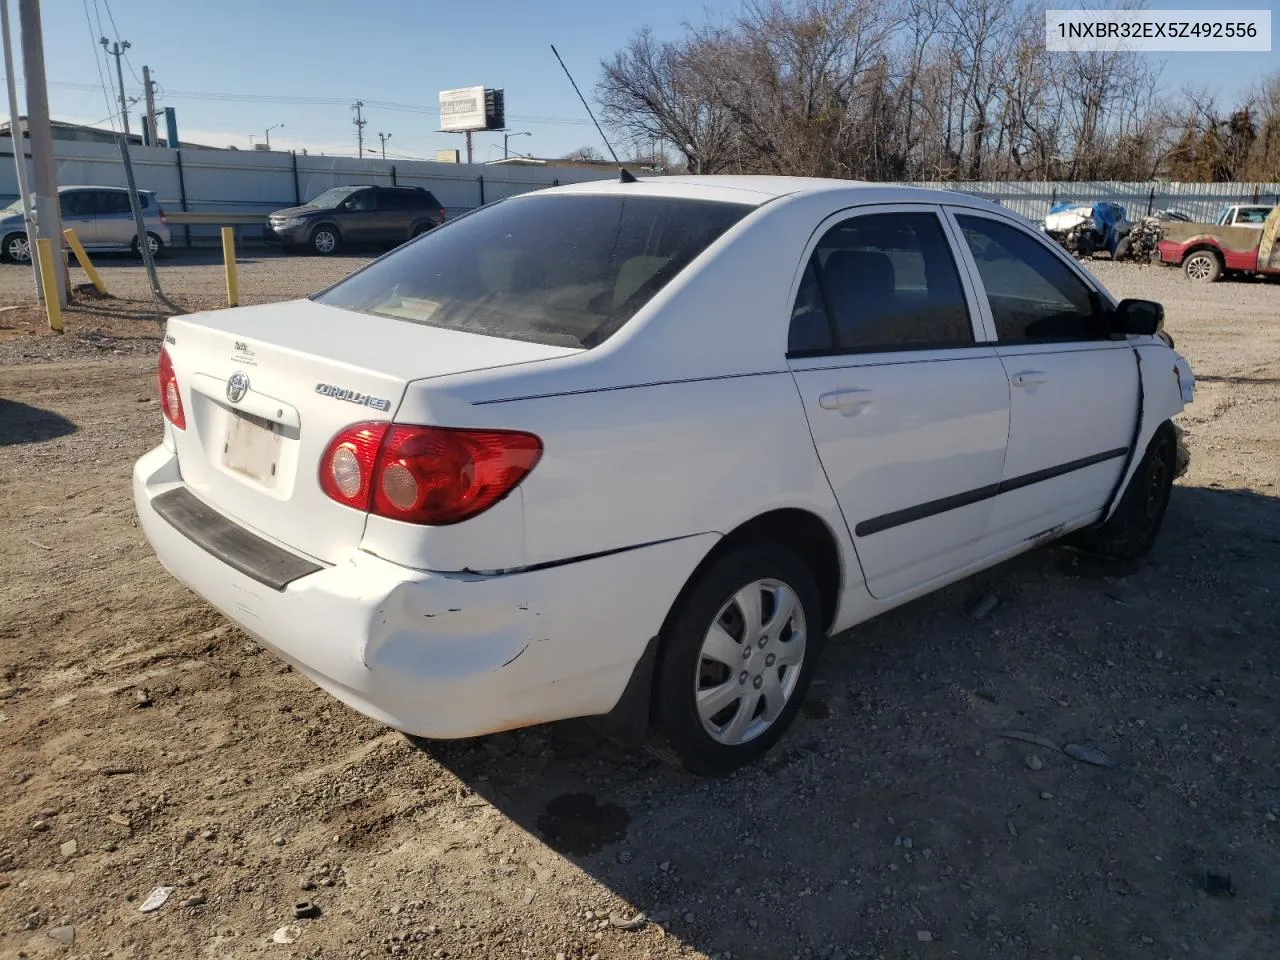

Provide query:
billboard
left=439, top=86, right=487, bottom=132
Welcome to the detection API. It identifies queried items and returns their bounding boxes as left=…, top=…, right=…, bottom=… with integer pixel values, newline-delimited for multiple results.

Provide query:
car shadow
left=408, top=482, right=1280, bottom=958
left=0, top=398, right=77, bottom=446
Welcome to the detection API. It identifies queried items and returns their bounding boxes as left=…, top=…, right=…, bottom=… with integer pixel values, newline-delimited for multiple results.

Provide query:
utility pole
left=99, top=37, right=132, bottom=137
left=2, top=0, right=39, bottom=298
left=503, top=130, right=530, bottom=159
left=352, top=100, right=366, bottom=158
left=265, top=123, right=283, bottom=150
left=378, top=131, right=391, bottom=159
left=142, top=64, right=158, bottom=146
left=19, top=0, right=65, bottom=308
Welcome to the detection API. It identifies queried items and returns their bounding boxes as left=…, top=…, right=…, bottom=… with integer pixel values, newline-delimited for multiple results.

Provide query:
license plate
left=223, top=411, right=282, bottom=485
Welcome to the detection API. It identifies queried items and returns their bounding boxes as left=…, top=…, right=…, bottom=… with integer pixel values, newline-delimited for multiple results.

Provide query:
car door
left=787, top=205, right=1011, bottom=600
left=946, top=208, right=1140, bottom=545
left=338, top=188, right=381, bottom=243
left=58, top=189, right=99, bottom=245
left=95, top=190, right=136, bottom=247
left=374, top=188, right=414, bottom=243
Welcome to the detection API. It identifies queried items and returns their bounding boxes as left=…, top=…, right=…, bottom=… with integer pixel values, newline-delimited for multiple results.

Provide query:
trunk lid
left=164, top=298, right=577, bottom=564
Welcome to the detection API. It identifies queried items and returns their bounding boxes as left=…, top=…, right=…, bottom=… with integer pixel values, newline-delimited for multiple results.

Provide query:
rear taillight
left=319, top=422, right=542, bottom=526
left=438, top=208, right=447, bottom=220
left=157, top=346, right=185, bottom=429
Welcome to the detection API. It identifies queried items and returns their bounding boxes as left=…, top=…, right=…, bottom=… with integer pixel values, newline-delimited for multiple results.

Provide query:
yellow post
left=221, top=226, right=239, bottom=307
left=35, top=237, right=63, bottom=333
left=62, top=228, right=107, bottom=294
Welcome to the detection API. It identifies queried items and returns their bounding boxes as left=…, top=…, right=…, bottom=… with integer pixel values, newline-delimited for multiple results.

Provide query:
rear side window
left=97, top=191, right=132, bottom=215
left=315, top=195, right=752, bottom=348
left=788, top=211, right=972, bottom=354
left=378, top=189, right=418, bottom=210
left=346, top=190, right=377, bottom=212
left=954, top=214, right=1106, bottom=342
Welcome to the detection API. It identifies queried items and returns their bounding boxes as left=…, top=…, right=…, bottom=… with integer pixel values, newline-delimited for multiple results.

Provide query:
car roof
left=59, top=184, right=154, bottom=193
left=535, top=174, right=1011, bottom=215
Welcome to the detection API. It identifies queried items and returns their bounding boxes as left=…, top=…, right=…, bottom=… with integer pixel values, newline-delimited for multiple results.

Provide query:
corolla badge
left=226, top=371, right=250, bottom=403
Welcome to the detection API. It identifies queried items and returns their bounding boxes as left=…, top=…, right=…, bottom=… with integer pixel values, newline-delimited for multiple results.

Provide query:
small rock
left=60, top=839, right=78, bottom=857
left=1025, top=754, right=1044, bottom=771
left=659, top=861, right=670, bottom=872
left=1064, top=743, right=1116, bottom=767
left=299, top=879, right=316, bottom=891
left=968, top=592, right=1000, bottom=620
left=684, top=912, right=695, bottom=923
left=272, top=924, right=301, bottom=944
left=1267, top=811, right=1277, bottom=823
left=521, top=888, right=535, bottom=906
left=273, top=837, right=286, bottom=847
left=902, top=837, right=913, bottom=849
left=1141, top=935, right=1154, bottom=945
left=916, top=930, right=933, bottom=942
left=139, top=886, right=174, bottom=913
left=181, top=895, right=206, bottom=908
left=32, top=818, right=50, bottom=832
left=1040, top=791, right=1054, bottom=801
left=134, top=688, right=153, bottom=708
left=49, top=925, right=75, bottom=946
left=616, top=849, right=634, bottom=864
left=201, top=829, right=217, bottom=841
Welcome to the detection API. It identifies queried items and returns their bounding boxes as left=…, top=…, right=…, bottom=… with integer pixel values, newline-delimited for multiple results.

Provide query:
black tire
left=131, top=232, right=164, bottom=259
left=1072, top=422, right=1177, bottom=561
left=1113, top=237, right=1132, bottom=261
left=2, top=231, right=31, bottom=263
left=310, top=224, right=340, bottom=256
left=1183, top=249, right=1222, bottom=283
left=646, top=542, right=825, bottom=776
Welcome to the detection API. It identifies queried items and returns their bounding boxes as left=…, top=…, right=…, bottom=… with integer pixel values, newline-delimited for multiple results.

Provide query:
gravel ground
left=1, top=257, right=1279, bottom=960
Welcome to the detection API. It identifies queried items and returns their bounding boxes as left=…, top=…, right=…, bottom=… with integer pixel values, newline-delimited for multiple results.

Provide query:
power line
left=80, top=0, right=116, bottom=133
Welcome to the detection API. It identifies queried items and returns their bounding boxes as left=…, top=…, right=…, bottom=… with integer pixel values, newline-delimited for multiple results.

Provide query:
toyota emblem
left=226, top=371, right=250, bottom=403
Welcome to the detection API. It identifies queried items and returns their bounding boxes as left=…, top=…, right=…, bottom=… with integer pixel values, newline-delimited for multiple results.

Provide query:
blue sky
left=9, top=0, right=1280, bottom=161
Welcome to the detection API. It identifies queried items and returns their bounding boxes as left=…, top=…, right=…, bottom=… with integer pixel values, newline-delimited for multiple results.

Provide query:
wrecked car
left=1043, top=201, right=1131, bottom=259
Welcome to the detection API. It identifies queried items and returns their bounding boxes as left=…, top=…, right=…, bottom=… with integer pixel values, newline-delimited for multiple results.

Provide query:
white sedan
left=134, top=175, right=1195, bottom=775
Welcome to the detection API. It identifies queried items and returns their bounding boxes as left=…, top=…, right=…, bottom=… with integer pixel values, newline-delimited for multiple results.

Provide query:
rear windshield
left=313, top=194, right=753, bottom=348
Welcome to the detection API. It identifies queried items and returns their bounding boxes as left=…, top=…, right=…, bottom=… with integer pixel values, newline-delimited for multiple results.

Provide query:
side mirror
left=1114, top=298, right=1163, bottom=336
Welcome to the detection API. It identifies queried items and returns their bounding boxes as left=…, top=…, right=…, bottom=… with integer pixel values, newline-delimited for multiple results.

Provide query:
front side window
left=60, top=191, right=95, bottom=218
left=1238, top=207, right=1270, bottom=224
left=787, top=211, right=973, bottom=354
left=306, top=187, right=359, bottom=209
left=954, top=214, right=1106, bottom=343
left=315, top=194, right=751, bottom=348
left=345, top=190, right=377, bottom=212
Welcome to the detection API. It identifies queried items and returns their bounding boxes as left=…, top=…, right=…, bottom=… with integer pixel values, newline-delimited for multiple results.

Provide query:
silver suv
left=1, top=185, right=172, bottom=263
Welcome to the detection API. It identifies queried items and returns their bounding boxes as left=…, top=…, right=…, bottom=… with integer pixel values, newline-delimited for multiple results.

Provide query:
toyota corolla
left=134, top=175, right=1194, bottom=775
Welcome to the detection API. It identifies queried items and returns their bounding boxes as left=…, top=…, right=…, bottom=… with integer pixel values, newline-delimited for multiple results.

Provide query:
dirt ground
left=1, top=252, right=1279, bottom=960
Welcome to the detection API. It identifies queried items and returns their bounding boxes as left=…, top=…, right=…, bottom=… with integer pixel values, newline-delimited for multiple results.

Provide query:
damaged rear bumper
left=133, top=444, right=719, bottom=739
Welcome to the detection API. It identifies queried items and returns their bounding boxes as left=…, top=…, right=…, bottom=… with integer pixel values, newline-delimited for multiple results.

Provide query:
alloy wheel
left=694, top=578, right=807, bottom=745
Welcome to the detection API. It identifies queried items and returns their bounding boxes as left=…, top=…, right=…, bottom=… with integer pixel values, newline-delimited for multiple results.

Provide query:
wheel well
left=311, top=221, right=341, bottom=239
left=1183, top=244, right=1222, bottom=261
left=665, top=509, right=843, bottom=635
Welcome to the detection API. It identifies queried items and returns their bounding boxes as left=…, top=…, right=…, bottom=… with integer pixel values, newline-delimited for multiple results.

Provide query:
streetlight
left=265, top=123, right=284, bottom=150
left=503, top=130, right=531, bottom=159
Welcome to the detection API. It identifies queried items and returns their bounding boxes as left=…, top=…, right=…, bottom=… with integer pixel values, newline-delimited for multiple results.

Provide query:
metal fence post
left=1147, top=186, right=1155, bottom=216
left=1051, top=187, right=1057, bottom=206
left=291, top=150, right=301, bottom=205
left=391, top=164, right=397, bottom=186
left=478, top=175, right=485, bottom=207
left=175, top=148, right=192, bottom=249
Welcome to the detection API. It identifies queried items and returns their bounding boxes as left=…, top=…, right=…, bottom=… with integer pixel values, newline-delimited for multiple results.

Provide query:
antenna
left=550, top=44, right=619, bottom=165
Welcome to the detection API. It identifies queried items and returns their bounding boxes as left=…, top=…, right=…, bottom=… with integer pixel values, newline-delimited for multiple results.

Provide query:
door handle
left=1011, top=370, right=1047, bottom=388
left=818, top=388, right=875, bottom=412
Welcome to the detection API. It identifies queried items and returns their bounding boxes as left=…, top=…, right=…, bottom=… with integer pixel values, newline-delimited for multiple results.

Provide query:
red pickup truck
left=1156, top=204, right=1280, bottom=282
